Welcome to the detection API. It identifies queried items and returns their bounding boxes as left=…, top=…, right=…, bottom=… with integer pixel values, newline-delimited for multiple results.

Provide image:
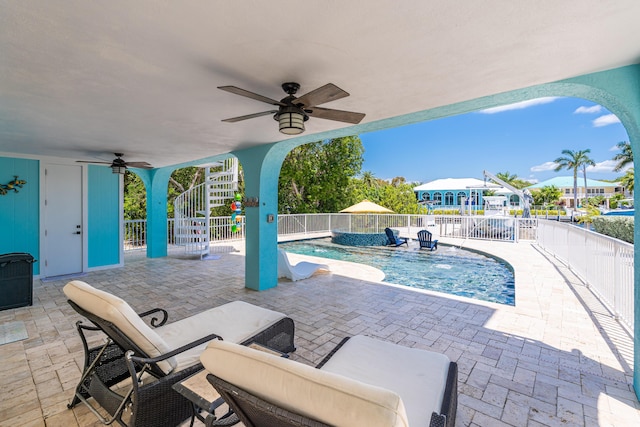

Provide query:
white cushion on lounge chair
left=64, top=281, right=287, bottom=375
left=319, top=335, right=451, bottom=426
left=64, top=280, right=177, bottom=374
left=201, top=339, right=410, bottom=427
left=157, top=301, right=286, bottom=371
left=277, top=249, right=330, bottom=281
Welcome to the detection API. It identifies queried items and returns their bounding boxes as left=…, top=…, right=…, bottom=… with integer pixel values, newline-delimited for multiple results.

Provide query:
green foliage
left=612, top=141, right=633, bottom=172
left=585, top=195, right=605, bottom=207
left=618, top=168, right=634, bottom=193
left=608, top=193, right=631, bottom=210
left=278, top=136, right=364, bottom=213
left=530, top=185, right=562, bottom=206
left=495, top=171, right=531, bottom=189
left=123, top=171, right=147, bottom=220
left=592, top=216, right=634, bottom=243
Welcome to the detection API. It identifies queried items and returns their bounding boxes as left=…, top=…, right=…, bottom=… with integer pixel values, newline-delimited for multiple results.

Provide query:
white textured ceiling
left=1, top=1, right=639, bottom=167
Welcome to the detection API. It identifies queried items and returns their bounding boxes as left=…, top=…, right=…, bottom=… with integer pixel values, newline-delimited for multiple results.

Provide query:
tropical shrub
left=592, top=216, right=634, bottom=244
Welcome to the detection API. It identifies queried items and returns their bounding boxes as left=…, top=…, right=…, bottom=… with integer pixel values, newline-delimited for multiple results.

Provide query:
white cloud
left=530, top=161, right=558, bottom=172
left=592, top=114, right=621, bottom=127
left=585, top=160, right=617, bottom=173
left=574, top=105, right=602, bottom=114
left=585, top=159, right=631, bottom=173
left=478, top=97, right=559, bottom=114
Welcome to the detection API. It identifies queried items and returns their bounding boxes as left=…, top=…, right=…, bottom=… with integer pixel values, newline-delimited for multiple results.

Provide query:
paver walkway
left=0, top=239, right=638, bottom=426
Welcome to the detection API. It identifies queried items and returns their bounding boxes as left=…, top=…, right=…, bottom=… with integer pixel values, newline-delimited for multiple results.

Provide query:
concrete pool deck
left=0, top=238, right=638, bottom=426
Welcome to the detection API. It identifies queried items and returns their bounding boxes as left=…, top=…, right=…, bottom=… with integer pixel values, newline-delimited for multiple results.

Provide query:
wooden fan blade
left=218, top=86, right=284, bottom=106
left=222, top=110, right=278, bottom=123
left=295, top=83, right=349, bottom=108
left=126, top=162, right=153, bottom=169
left=307, top=106, right=365, bottom=124
left=76, top=160, right=111, bottom=165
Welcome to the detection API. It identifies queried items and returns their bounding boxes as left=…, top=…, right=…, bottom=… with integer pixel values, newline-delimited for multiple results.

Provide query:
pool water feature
left=279, top=239, right=515, bottom=305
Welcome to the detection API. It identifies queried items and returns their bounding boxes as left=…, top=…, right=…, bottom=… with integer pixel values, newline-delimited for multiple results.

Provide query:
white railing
left=537, top=220, right=634, bottom=335
left=125, top=214, right=537, bottom=249
left=124, top=217, right=244, bottom=251
left=276, top=214, right=537, bottom=242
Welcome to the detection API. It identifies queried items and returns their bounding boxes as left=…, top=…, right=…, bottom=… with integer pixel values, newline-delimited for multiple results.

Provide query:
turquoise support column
left=234, top=143, right=291, bottom=291
left=136, top=168, right=173, bottom=259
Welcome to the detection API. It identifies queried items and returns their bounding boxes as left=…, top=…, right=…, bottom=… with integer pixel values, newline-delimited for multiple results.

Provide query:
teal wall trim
left=234, top=144, right=290, bottom=291
left=136, top=168, right=172, bottom=258
left=87, top=166, right=120, bottom=267
left=0, top=157, right=40, bottom=275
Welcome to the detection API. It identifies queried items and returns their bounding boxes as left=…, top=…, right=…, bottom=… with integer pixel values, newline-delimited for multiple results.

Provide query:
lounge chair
left=63, top=280, right=295, bottom=427
left=384, top=227, right=408, bottom=247
left=277, top=248, right=330, bottom=281
left=417, top=229, right=439, bottom=251
left=201, top=335, right=457, bottom=427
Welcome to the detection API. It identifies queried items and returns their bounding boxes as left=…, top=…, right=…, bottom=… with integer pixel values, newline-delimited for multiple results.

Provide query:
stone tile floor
left=0, top=239, right=638, bottom=426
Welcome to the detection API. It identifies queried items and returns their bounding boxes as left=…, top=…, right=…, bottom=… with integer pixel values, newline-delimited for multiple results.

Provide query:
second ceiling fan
left=218, top=82, right=365, bottom=135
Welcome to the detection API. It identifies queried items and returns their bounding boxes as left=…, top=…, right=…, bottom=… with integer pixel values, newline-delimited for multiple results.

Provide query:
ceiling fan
left=76, top=153, right=152, bottom=174
left=218, top=82, right=366, bottom=135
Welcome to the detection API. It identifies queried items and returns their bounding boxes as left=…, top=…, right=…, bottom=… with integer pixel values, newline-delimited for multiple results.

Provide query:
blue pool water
left=279, top=239, right=515, bottom=305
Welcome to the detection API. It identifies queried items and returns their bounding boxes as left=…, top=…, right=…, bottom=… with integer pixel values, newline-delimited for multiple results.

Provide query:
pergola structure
left=1, top=1, right=640, bottom=397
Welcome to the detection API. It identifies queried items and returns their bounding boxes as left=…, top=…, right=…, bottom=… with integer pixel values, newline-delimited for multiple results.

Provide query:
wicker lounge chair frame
left=384, top=227, right=408, bottom=247
left=67, top=300, right=295, bottom=427
left=417, top=229, right=439, bottom=251
left=206, top=337, right=457, bottom=427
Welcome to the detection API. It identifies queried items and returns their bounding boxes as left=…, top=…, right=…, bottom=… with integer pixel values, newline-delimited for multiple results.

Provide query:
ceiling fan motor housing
left=281, top=82, right=300, bottom=95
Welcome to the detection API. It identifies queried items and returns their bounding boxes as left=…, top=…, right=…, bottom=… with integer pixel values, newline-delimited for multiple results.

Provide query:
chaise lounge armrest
left=126, top=334, right=222, bottom=367
left=137, top=308, right=169, bottom=327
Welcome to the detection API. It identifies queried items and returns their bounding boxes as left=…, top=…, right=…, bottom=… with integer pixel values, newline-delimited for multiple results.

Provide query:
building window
left=444, top=191, right=454, bottom=205
left=456, top=192, right=466, bottom=205
left=433, top=192, right=442, bottom=204
left=421, top=192, right=431, bottom=201
left=509, top=195, right=520, bottom=207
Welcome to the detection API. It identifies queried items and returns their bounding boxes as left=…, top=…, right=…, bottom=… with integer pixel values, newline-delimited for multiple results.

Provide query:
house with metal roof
left=526, top=176, right=625, bottom=208
left=413, top=178, right=523, bottom=213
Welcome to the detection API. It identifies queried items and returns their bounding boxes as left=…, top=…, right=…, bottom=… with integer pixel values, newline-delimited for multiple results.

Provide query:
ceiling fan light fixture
left=278, top=106, right=306, bottom=135
left=111, top=158, right=127, bottom=174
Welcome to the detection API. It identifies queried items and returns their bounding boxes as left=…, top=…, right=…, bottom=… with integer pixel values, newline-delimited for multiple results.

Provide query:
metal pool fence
left=537, top=219, right=634, bottom=335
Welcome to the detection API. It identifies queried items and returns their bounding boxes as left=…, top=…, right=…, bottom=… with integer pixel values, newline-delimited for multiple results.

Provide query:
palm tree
left=496, top=171, right=518, bottom=184
left=613, top=141, right=633, bottom=172
left=619, top=168, right=634, bottom=194
left=554, top=149, right=595, bottom=208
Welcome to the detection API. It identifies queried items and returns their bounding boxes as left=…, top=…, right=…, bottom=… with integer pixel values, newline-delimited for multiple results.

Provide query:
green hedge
left=592, top=217, right=634, bottom=244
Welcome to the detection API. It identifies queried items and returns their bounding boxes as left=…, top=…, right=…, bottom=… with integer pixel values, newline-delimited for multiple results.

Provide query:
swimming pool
left=279, top=239, right=515, bottom=305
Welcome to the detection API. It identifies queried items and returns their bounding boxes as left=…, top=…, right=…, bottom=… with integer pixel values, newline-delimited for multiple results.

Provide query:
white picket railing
left=537, top=220, right=634, bottom=334
left=123, top=213, right=634, bottom=335
left=125, top=214, right=536, bottom=249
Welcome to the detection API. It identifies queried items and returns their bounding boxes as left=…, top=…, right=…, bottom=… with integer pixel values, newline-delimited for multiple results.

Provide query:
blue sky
left=360, top=97, right=630, bottom=185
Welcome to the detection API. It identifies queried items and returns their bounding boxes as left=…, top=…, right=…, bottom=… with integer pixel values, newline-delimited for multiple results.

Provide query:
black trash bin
left=0, top=253, right=36, bottom=311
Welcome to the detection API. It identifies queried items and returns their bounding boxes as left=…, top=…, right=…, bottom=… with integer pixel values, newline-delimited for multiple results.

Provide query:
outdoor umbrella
left=339, top=200, right=394, bottom=213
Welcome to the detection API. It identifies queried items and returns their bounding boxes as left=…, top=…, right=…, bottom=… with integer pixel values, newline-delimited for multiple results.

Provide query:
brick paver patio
left=1, top=239, right=638, bottom=426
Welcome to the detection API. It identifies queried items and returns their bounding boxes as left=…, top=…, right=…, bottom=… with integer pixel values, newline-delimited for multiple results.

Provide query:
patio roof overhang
left=2, top=1, right=640, bottom=168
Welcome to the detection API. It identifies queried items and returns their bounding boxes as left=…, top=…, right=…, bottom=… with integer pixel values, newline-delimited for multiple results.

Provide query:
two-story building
left=526, top=176, right=625, bottom=208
